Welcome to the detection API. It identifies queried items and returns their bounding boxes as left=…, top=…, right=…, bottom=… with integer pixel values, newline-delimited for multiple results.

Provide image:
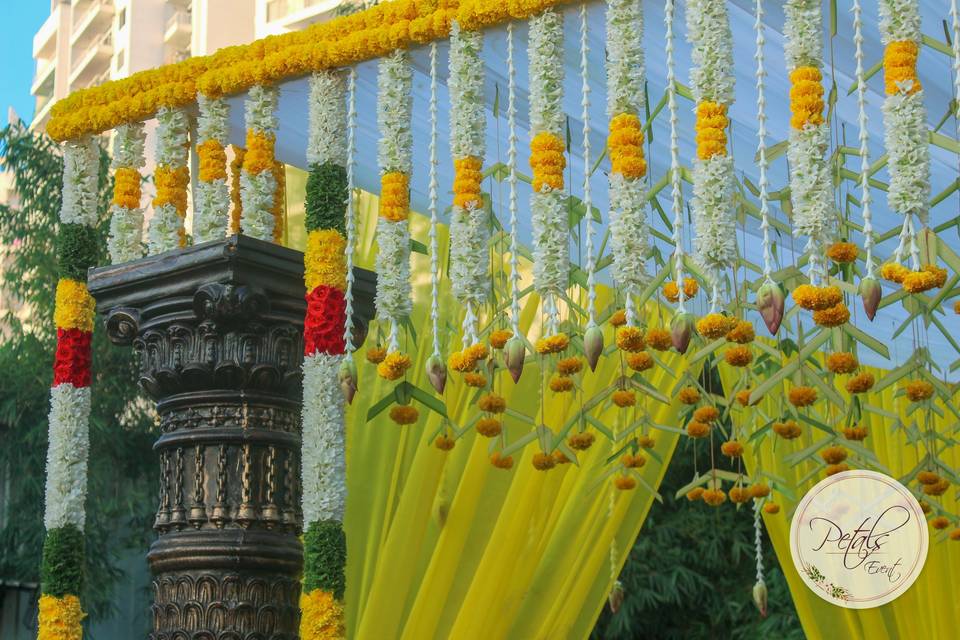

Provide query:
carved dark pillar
left=87, top=236, right=374, bottom=640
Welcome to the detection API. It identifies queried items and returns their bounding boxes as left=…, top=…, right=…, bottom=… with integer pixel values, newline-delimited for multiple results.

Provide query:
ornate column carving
left=87, top=236, right=374, bottom=640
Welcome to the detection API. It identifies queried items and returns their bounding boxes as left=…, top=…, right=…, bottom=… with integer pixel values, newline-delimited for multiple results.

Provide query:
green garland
left=57, top=223, right=99, bottom=281
left=40, top=524, right=85, bottom=597
left=305, top=162, right=348, bottom=235
left=303, top=519, right=346, bottom=598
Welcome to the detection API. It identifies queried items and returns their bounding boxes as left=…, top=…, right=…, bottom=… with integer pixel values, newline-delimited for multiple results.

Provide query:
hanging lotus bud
left=752, top=579, right=768, bottom=618
left=584, top=325, right=604, bottom=372
left=670, top=312, right=695, bottom=354
left=425, top=354, right=447, bottom=395
left=608, top=579, right=625, bottom=614
left=756, top=282, right=785, bottom=335
left=859, top=277, right=881, bottom=321
left=504, top=337, right=526, bottom=383
left=338, top=358, right=358, bottom=405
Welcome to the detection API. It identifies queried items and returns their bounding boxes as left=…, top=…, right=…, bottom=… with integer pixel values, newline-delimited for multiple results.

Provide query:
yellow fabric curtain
left=723, top=363, right=960, bottom=640
left=286, top=186, right=687, bottom=638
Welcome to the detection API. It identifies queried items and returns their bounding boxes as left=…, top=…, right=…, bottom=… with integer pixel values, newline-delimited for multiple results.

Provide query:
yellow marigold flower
left=678, top=387, right=701, bottom=405
left=557, top=357, right=583, bottom=375
left=621, top=453, right=646, bottom=469
left=435, top=434, right=456, bottom=451
left=884, top=40, right=921, bottom=95
left=490, top=452, right=514, bottom=469
left=686, top=487, right=705, bottom=501
left=379, top=171, right=410, bottom=221
left=686, top=421, right=711, bottom=439
left=763, top=503, right=781, bottom=515
left=112, top=167, right=142, bottom=209
left=612, top=389, right=636, bottom=408
left=377, top=351, right=412, bottom=381
left=880, top=262, right=910, bottom=284
left=467, top=342, right=489, bottom=361
left=568, top=431, right=595, bottom=450
left=476, top=417, right=502, bottom=437
left=530, top=132, right=566, bottom=192
left=616, top=326, right=645, bottom=352
left=792, top=284, right=843, bottom=311
left=489, top=329, right=513, bottom=349
left=610, top=309, right=627, bottom=327
left=923, top=264, right=948, bottom=288
left=299, top=590, right=345, bottom=640
left=826, top=352, right=859, bottom=375
left=725, top=320, right=755, bottom=344
left=549, top=376, right=574, bottom=392
left=922, top=479, right=949, bottom=496
left=735, top=389, right=753, bottom=407
left=729, top=486, right=752, bottom=504
left=842, top=426, right=868, bottom=441
left=366, top=347, right=386, bottom=364
left=702, top=488, right=727, bottom=506
left=614, top=474, right=637, bottom=490
left=813, top=301, right=850, bottom=328
left=463, top=372, right=487, bottom=388
left=721, top=440, right=744, bottom=458
left=38, top=594, right=85, bottom=640
left=389, top=404, right=419, bottom=425
left=244, top=131, right=276, bottom=175
left=917, top=471, right=941, bottom=485
left=305, top=229, right=348, bottom=292
left=646, top=328, right=672, bottom=351
left=724, top=345, right=753, bottom=367
left=825, top=463, right=850, bottom=476
left=553, top=450, right=572, bottom=465
left=693, top=406, right=720, bottom=423
left=902, top=270, right=938, bottom=294
left=478, top=393, right=506, bottom=413
left=788, top=386, right=817, bottom=407
left=845, top=371, right=875, bottom=394
left=639, top=436, right=657, bottom=450
left=54, top=279, right=96, bottom=332
left=197, top=139, right=228, bottom=182
left=954, top=300, right=960, bottom=315
left=930, top=516, right=950, bottom=530
left=826, top=241, right=858, bottom=263
left=749, top=483, right=771, bottom=498
left=694, top=100, right=728, bottom=160
left=448, top=351, right=474, bottom=373
left=904, top=380, right=934, bottom=402
left=788, top=66, right=824, bottom=129
left=773, top=420, right=802, bottom=440
left=627, top=352, right=654, bottom=372
left=696, top=313, right=736, bottom=340
left=662, top=278, right=699, bottom=303
left=608, top=113, right=647, bottom=178
left=820, top=446, right=848, bottom=465
left=950, top=529, right=960, bottom=541
left=452, top=156, right=483, bottom=208
left=532, top=451, right=556, bottom=471
left=154, top=164, right=190, bottom=214
left=535, top=333, right=569, bottom=354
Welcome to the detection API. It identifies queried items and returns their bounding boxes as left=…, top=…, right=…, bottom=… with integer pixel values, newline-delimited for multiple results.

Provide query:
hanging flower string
left=40, top=136, right=100, bottom=639
left=240, top=85, right=280, bottom=241
left=300, top=69, right=349, bottom=640
left=343, top=68, right=359, bottom=356
left=107, top=122, right=146, bottom=263
left=665, top=0, right=686, bottom=316
left=148, top=107, right=190, bottom=253
left=195, top=96, right=231, bottom=243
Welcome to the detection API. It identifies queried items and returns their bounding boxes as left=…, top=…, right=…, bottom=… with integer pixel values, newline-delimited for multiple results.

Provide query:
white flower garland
left=44, top=372, right=92, bottom=531
left=529, top=8, right=567, bottom=332
left=108, top=123, right=146, bottom=263
left=606, top=0, right=643, bottom=119
left=507, top=23, right=522, bottom=337
left=879, top=0, right=922, bottom=41
left=240, top=85, right=280, bottom=241
left=754, top=0, right=775, bottom=283
left=580, top=4, right=597, bottom=326
left=428, top=44, right=442, bottom=357
left=665, top=0, right=688, bottom=312
left=301, top=353, right=346, bottom=523
left=148, top=107, right=190, bottom=254
left=448, top=22, right=488, bottom=337
left=853, top=0, right=876, bottom=278
left=194, top=96, right=230, bottom=244
left=686, top=0, right=734, bottom=105
left=344, top=69, right=358, bottom=351
left=60, top=136, right=100, bottom=228
left=374, top=216, right=413, bottom=324
left=308, top=72, right=348, bottom=167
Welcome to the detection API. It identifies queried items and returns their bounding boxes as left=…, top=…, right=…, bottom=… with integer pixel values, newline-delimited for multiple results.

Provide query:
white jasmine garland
left=148, top=204, right=183, bottom=253
left=197, top=95, right=229, bottom=145
left=609, top=174, right=649, bottom=294
left=691, top=154, right=737, bottom=270
left=606, top=0, right=644, bottom=117
left=528, top=10, right=565, bottom=137
left=43, top=384, right=91, bottom=531
left=449, top=208, right=489, bottom=306
left=301, top=353, right=346, bottom=523
left=149, top=108, right=190, bottom=254
left=111, top=122, right=146, bottom=171
left=374, top=216, right=413, bottom=320
left=245, top=85, right=279, bottom=135
left=783, top=0, right=823, bottom=68
left=787, top=124, right=834, bottom=239
left=239, top=170, right=278, bottom=239
left=879, top=0, right=922, bottom=42
left=108, top=208, right=144, bottom=263
left=377, top=50, right=413, bottom=174
left=307, top=71, right=348, bottom=167
left=686, top=0, right=734, bottom=104
left=531, top=190, right=569, bottom=295
left=60, top=136, right=100, bottom=227
left=194, top=96, right=230, bottom=244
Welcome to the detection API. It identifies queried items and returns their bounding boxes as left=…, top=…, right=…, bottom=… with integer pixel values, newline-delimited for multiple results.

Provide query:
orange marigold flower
left=735, top=389, right=753, bottom=407
left=725, top=320, right=755, bottom=344
left=614, top=474, right=637, bottom=491
left=476, top=417, right=502, bottom=437
left=842, top=426, right=868, bottom=441
left=792, top=284, right=843, bottom=311
left=532, top=451, right=556, bottom=471
left=693, top=406, right=720, bottom=423
left=904, top=380, right=934, bottom=402
left=950, top=529, right=960, bottom=541
left=377, top=352, right=412, bottom=380
left=621, top=453, right=646, bottom=469
left=646, top=328, right=673, bottom=351
left=922, top=479, right=949, bottom=496
left=813, top=302, right=850, bottom=327
left=616, top=326, right=645, bottom=352
left=827, top=242, right=858, bottom=263
left=490, top=452, right=514, bottom=469
left=389, top=404, right=419, bottom=425
left=820, top=446, right=848, bottom=465
left=880, top=262, right=910, bottom=284
left=366, top=346, right=387, bottom=364
left=697, top=313, right=737, bottom=340
left=773, top=420, right=802, bottom=440
left=535, top=333, right=570, bottom=354
left=729, top=486, right=752, bottom=504
left=825, top=463, right=850, bottom=476
left=662, top=278, right=699, bottom=303
left=478, top=393, right=507, bottom=413
left=557, top=357, right=583, bottom=375
left=702, top=488, right=727, bottom=506
left=826, top=352, right=859, bottom=375
left=902, top=270, right=938, bottom=294
left=627, top=352, right=654, bottom=372
left=846, top=372, right=875, bottom=394
left=788, top=386, right=818, bottom=407
left=954, top=300, right=960, bottom=315
left=686, top=487, right=705, bottom=501
left=435, top=434, right=456, bottom=451
left=749, top=483, right=771, bottom=498
left=464, top=372, right=487, bottom=388
left=930, top=516, right=950, bottom=530
left=721, top=441, right=744, bottom=458
left=917, top=471, right=941, bottom=485
left=489, top=329, right=513, bottom=349
left=612, top=390, right=636, bottom=408
left=568, top=432, right=596, bottom=450
left=553, top=450, right=572, bottom=465
left=678, top=387, right=701, bottom=405
left=724, top=345, right=753, bottom=367
left=686, top=421, right=711, bottom=439
left=610, top=309, right=627, bottom=327
left=637, top=434, right=655, bottom=448
left=763, top=503, right=781, bottom=514
left=923, top=264, right=948, bottom=288
left=549, top=376, right=574, bottom=392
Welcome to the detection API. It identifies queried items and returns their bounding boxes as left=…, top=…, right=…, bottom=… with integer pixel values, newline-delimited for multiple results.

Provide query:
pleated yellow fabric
left=723, top=362, right=960, bottom=640
left=286, top=191, right=686, bottom=639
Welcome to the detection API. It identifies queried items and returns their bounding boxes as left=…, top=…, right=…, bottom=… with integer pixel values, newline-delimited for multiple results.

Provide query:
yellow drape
left=287, top=186, right=686, bottom=639
left=723, top=362, right=960, bottom=640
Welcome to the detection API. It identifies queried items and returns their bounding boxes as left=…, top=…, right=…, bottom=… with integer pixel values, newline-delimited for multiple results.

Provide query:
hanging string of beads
left=148, top=107, right=190, bottom=253
left=343, top=68, right=358, bottom=357
left=579, top=3, right=596, bottom=329
left=194, top=95, right=230, bottom=243
left=107, top=122, right=146, bottom=264
left=665, top=0, right=686, bottom=315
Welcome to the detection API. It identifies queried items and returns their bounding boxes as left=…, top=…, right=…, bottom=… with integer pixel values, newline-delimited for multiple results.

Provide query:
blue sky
left=0, top=4, right=49, bottom=125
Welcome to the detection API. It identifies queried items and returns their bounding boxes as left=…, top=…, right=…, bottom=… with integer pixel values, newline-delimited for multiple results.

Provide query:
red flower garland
left=53, top=328, right=92, bottom=388
left=304, top=285, right=347, bottom=356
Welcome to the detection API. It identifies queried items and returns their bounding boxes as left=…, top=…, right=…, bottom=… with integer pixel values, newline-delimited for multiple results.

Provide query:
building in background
left=255, top=0, right=344, bottom=37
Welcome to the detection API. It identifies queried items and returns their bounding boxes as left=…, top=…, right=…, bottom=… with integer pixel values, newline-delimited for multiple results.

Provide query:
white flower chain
left=149, top=108, right=189, bottom=254
left=44, top=385, right=92, bottom=531
left=580, top=4, right=597, bottom=328
left=108, top=124, right=146, bottom=264
left=344, top=68, right=359, bottom=352
left=194, top=96, right=230, bottom=244
left=952, top=0, right=960, bottom=120
left=301, top=353, right=346, bottom=523
left=753, top=499, right=765, bottom=585
left=240, top=86, right=279, bottom=241
left=307, top=72, right=348, bottom=167
left=853, top=0, right=876, bottom=278
left=428, top=42, right=442, bottom=357
left=666, top=0, right=687, bottom=313
left=754, top=0, right=774, bottom=284
left=507, top=23, right=522, bottom=338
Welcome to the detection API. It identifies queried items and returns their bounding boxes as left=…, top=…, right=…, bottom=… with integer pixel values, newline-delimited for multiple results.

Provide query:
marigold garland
left=107, top=122, right=146, bottom=263
left=38, top=594, right=85, bottom=640
left=826, top=352, right=859, bottom=374
left=194, top=95, right=231, bottom=243
left=300, top=589, right=346, bottom=640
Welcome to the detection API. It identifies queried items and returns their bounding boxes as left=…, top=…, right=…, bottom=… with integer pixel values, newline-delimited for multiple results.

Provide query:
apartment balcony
left=69, top=32, right=113, bottom=90
left=32, top=97, right=55, bottom=132
left=71, top=0, right=115, bottom=48
left=163, top=10, right=192, bottom=47
left=32, top=5, right=60, bottom=60
left=31, top=58, right=56, bottom=98
left=262, top=0, right=340, bottom=34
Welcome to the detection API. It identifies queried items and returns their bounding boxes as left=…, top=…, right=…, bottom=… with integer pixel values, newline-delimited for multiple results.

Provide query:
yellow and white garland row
left=195, top=95, right=231, bottom=244
left=107, top=123, right=146, bottom=263
left=686, top=0, right=736, bottom=306
left=240, top=85, right=280, bottom=241
left=148, top=107, right=190, bottom=254
left=784, top=0, right=834, bottom=282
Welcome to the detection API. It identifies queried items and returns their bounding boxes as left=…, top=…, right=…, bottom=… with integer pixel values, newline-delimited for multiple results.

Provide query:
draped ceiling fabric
left=286, top=193, right=689, bottom=638
left=720, top=364, right=960, bottom=640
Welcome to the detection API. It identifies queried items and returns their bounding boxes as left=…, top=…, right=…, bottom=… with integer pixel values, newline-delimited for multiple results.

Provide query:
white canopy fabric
left=222, top=0, right=959, bottom=372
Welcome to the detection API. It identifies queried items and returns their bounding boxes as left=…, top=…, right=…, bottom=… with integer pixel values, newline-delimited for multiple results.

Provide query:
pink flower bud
left=584, top=326, right=604, bottom=372
left=608, top=580, right=625, bottom=614
left=425, top=354, right=447, bottom=395
left=504, top=337, right=526, bottom=383
left=752, top=580, right=768, bottom=618
left=756, top=282, right=785, bottom=335
left=859, top=277, right=881, bottom=321
left=338, top=358, right=357, bottom=405
left=670, top=312, right=695, bottom=354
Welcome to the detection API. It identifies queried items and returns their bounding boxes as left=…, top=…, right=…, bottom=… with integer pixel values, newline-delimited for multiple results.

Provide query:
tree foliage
left=0, top=122, right=155, bottom=622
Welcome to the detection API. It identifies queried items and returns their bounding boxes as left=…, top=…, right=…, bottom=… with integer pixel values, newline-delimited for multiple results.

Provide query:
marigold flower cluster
left=535, top=333, right=569, bottom=354
left=532, top=451, right=556, bottom=471
left=389, top=404, right=419, bottom=425
left=616, top=327, right=645, bottom=352
left=721, top=440, right=744, bottom=457
left=609, top=310, right=627, bottom=327
left=490, top=452, right=514, bottom=469
left=918, top=471, right=950, bottom=496
left=489, top=329, right=512, bottom=349
left=904, top=380, right=934, bottom=402
left=112, top=167, right=141, bottom=210
left=452, top=156, right=483, bottom=208
left=627, top=352, right=654, bottom=372
left=379, top=171, right=410, bottom=221
left=478, top=393, right=506, bottom=414
left=826, top=241, right=858, bottom=263
left=678, top=387, right=701, bottom=405
left=476, top=417, right=502, bottom=437
left=702, top=489, right=726, bottom=506
left=614, top=474, right=637, bottom=491
left=662, top=278, right=698, bottom=303
left=621, top=453, right=646, bottom=468
left=845, top=371, right=875, bottom=394
left=568, top=432, right=595, bottom=450
left=449, top=342, right=489, bottom=372
left=377, top=352, right=412, bottom=380
left=773, top=420, right=802, bottom=439
left=788, top=386, right=817, bottom=407
left=608, top=113, right=647, bottom=178
left=724, top=346, right=753, bottom=367
left=820, top=445, right=848, bottom=465
left=791, top=284, right=842, bottom=311
left=694, top=101, right=728, bottom=160
left=645, top=328, right=672, bottom=351
left=812, top=301, right=850, bottom=327
left=612, top=389, right=636, bottom=408
left=529, top=132, right=565, bottom=193
left=826, top=352, right=858, bottom=375
left=884, top=41, right=921, bottom=95
left=725, top=320, right=755, bottom=344
left=842, top=426, right=868, bottom=441
left=686, top=421, right=711, bottom=439
left=696, top=313, right=737, bottom=340
left=557, top=357, right=583, bottom=376
left=549, top=376, right=574, bottom=392
left=728, top=486, right=751, bottom=504
left=788, top=66, right=825, bottom=129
